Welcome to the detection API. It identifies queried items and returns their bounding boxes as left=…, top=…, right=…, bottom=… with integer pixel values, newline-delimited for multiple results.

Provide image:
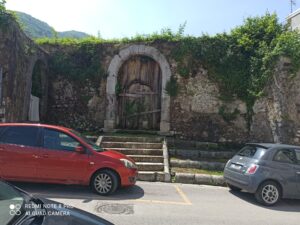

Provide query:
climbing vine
left=35, top=13, right=300, bottom=123
left=166, top=76, right=179, bottom=97
left=48, top=42, right=106, bottom=90
left=171, top=13, right=300, bottom=121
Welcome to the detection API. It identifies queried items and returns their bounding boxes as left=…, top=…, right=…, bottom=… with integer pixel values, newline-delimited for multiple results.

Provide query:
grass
left=172, top=167, right=224, bottom=176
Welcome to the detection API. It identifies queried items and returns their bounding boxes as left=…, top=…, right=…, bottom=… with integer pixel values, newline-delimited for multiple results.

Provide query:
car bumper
left=224, top=168, right=259, bottom=193
left=120, top=168, right=138, bottom=186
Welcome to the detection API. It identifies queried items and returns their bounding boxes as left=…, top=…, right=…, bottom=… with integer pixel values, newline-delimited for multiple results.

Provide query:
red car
left=0, top=123, right=138, bottom=195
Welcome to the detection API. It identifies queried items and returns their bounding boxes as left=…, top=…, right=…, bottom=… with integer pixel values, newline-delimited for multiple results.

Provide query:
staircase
left=98, top=135, right=171, bottom=182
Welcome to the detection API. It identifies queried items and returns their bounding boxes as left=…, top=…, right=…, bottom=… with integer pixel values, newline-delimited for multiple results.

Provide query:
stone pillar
left=104, top=55, right=121, bottom=131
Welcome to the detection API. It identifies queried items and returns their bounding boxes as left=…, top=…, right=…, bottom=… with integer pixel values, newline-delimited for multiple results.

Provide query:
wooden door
left=117, top=55, right=162, bottom=130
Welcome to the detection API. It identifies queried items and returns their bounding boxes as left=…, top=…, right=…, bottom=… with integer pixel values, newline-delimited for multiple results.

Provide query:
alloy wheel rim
left=261, top=184, right=279, bottom=204
left=94, top=173, right=112, bottom=194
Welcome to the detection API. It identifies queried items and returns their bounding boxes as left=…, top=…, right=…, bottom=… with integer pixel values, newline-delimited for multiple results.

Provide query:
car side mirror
left=75, top=146, right=85, bottom=154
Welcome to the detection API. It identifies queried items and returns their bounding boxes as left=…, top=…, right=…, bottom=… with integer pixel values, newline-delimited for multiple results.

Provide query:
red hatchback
left=0, top=123, right=138, bottom=195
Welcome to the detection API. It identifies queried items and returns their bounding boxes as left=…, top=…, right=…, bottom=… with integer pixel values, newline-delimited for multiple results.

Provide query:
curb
left=174, top=172, right=226, bottom=186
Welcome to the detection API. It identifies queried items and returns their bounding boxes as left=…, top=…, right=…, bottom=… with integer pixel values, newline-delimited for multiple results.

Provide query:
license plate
left=230, top=164, right=242, bottom=170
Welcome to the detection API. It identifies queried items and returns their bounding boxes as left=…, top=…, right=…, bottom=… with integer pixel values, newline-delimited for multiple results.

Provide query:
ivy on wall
left=48, top=42, right=106, bottom=91
left=35, top=13, right=300, bottom=119
left=172, top=13, right=300, bottom=123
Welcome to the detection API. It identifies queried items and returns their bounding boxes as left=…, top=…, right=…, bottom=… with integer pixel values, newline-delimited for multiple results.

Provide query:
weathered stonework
left=251, top=58, right=300, bottom=144
left=170, top=67, right=249, bottom=142
left=2, top=18, right=300, bottom=144
left=0, top=16, right=48, bottom=122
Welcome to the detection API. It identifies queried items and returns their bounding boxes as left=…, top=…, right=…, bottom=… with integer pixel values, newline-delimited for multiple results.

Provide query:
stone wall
left=2, top=18, right=300, bottom=144
left=0, top=15, right=48, bottom=122
left=42, top=42, right=250, bottom=141
left=170, top=62, right=249, bottom=142
left=251, top=57, right=300, bottom=145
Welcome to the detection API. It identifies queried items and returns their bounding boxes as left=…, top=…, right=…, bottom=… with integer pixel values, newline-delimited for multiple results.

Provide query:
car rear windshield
left=237, top=145, right=267, bottom=159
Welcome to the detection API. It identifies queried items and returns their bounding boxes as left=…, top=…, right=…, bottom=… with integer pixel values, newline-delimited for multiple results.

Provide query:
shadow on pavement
left=229, top=190, right=300, bottom=212
left=11, top=182, right=144, bottom=202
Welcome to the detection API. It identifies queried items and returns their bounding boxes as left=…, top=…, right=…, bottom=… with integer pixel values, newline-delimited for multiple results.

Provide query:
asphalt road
left=14, top=181, right=300, bottom=225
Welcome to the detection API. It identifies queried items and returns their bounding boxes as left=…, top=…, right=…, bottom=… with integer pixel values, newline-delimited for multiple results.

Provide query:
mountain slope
left=15, top=11, right=91, bottom=39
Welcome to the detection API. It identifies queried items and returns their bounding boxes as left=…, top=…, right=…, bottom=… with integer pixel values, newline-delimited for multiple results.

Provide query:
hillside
left=15, top=11, right=90, bottom=39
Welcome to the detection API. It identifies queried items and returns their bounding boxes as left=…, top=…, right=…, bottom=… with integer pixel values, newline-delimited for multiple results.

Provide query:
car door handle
left=42, top=154, right=49, bottom=158
left=297, top=172, right=300, bottom=175
left=0, top=147, right=4, bottom=151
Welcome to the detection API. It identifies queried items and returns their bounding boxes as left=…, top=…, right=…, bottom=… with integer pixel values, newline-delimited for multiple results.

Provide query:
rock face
left=1, top=17, right=300, bottom=144
left=0, top=15, right=48, bottom=122
left=170, top=68, right=248, bottom=142
left=251, top=58, right=300, bottom=145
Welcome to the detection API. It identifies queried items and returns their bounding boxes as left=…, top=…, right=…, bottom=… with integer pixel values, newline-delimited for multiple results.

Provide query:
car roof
left=0, top=123, right=70, bottom=132
left=247, top=142, right=300, bottom=149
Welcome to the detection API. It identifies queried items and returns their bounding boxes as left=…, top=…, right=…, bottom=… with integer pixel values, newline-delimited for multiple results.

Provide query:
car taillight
left=245, top=164, right=259, bottom=174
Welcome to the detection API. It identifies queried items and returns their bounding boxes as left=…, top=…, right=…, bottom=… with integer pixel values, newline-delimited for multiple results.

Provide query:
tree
left=0, top=0, right=6, bottom=12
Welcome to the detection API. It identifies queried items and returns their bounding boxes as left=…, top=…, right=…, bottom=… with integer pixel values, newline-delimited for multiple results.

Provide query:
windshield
left=237, top=145, right=267, bottom=159
left=70, top=129, right=104, bottom=152
left=0, top=181, right=24, bottom=225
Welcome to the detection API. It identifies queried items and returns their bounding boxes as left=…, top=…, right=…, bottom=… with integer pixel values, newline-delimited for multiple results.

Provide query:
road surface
left=14, top=181, right=300, bottom=225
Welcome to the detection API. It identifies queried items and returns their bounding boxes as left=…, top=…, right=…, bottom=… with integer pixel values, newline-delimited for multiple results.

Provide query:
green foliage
left=0, top=0, right=5, bottom=12
left=172, top=13, right=300, bottom=116
left=115, top=82, right=122, bottom=96
left=166, top=76, right=179, bottom=97
left=35, top=23, right=187, bottom=45
left=33, top=13, right=300, bottom=126
left=272, top=31, right=300, bottom=76
left=14, top=11, right=90, bottom=39
left=0, top=0, right=8, bottom=27
left=218, top=105, right=240, bottom=123
left=48, top=42, right=105, bottom=89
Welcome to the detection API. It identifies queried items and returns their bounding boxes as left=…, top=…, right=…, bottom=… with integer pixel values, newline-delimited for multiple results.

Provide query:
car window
left=237, top=145, right=266, bottom=159
left=43, top=128, right=80, bottom=151
left=0, top=126, right=39, bottom=147
left=273, top=149, right=296, bottom=164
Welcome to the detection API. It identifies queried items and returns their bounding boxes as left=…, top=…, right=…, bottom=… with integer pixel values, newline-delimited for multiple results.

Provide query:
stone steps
left=138, top=171, right=167, bottom=182
left=171, top=159, right=226, bottom=171
left=103, top=136, right=163, bottom=143
left=99, top=135, right=170, bottom=182
left=136, top=162, right=164, bottom=171
left=296, top=130, right=300, bottom=138
left=169, top=149, right=234, bottom=160
left=101, top=141, right=162, bottom=149
left=127, top=155, right=164, bottom=163
left=102, top=148, right=163, bottom=156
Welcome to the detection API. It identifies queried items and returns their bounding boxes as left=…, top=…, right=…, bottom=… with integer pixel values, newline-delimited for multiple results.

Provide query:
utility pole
left=291, top=0, right=296, bottom=13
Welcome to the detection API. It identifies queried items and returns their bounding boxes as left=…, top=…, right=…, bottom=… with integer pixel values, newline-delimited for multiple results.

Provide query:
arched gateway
left=104, top=45, right=171, bottom=133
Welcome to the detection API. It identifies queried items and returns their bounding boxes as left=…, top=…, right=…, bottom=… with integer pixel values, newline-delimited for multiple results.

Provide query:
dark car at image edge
left=224, top=143, right=300, bottom=206
left=0, top=180, right=114, bottom=225
left=0, top=123, right=138, bottom=195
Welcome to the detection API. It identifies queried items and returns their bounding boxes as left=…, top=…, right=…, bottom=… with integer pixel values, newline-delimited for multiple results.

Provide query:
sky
left=5, top=0, right=296, bottom=39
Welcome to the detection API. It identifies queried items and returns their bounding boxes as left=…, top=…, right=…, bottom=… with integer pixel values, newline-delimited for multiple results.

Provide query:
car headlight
left=120, top=159, right=137, bottom=169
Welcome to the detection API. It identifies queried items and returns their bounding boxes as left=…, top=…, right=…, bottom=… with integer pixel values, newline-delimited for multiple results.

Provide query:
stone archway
left=105, top=45, right=171, bottom=133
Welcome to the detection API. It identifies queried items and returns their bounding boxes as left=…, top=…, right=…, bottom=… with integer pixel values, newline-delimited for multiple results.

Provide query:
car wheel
left=255, top=181, right=281, bottom=206
left=91, top=170, right=119, bottom=195
left=228, top=184, right=241, bottom=192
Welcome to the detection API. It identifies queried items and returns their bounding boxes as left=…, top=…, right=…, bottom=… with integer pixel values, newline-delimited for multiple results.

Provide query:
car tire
left=255, top=181, right=281, bottom=206
left=91, top=170, right=119, bottom=195
left=228, top=184, right=241, bottom=192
